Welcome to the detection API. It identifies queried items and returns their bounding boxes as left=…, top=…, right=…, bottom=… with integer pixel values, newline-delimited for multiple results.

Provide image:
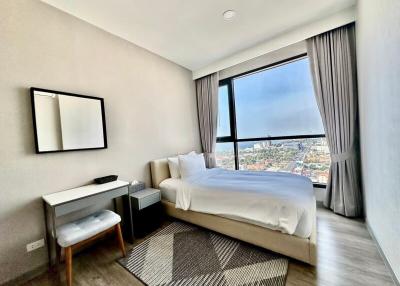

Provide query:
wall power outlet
left=26, top=239, right=45, bottom=252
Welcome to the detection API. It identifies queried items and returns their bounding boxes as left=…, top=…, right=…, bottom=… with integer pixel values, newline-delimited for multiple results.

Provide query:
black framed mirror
left=30, top=87, right=107, bottom=153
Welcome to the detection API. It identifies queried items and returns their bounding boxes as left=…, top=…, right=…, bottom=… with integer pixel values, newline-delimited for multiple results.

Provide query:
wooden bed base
left=150, top=158, right=317, bottom=266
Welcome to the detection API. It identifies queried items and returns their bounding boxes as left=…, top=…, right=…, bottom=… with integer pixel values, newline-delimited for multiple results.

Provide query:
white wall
left=193, top=6, right=356, bottom=79
left=356, top=0, right=400, bottom=282
left=0, top=0, right=200, bottom=284
left=219, top=41, right=307, bottom=80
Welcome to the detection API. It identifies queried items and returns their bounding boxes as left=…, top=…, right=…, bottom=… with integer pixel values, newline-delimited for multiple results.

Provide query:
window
left=215, top=142, right=235, bottom=170
left=237, top=138, right=330, bottom=184
left=215, top=55, right=330, bottom=185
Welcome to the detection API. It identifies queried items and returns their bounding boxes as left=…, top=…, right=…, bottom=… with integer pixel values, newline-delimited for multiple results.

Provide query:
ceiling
left=41, top=0, right=356, bottom=71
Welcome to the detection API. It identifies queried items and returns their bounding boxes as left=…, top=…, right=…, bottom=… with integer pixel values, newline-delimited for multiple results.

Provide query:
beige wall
left=356, top=0, right=400, bottom=282
left=0, top=0, right=200, bottom=284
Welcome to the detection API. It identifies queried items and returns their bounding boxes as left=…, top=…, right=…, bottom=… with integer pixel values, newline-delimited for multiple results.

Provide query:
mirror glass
left=31, top=88, right=107, bottom=153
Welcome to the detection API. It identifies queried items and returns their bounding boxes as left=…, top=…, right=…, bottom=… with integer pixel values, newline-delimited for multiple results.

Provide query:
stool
left=56, top=210, right=126, bottom=286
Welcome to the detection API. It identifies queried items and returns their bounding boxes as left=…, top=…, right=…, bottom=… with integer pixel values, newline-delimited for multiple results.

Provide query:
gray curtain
left=307, top=24, right=363, bottom=217
left=195, top=73, right=219, bottom=168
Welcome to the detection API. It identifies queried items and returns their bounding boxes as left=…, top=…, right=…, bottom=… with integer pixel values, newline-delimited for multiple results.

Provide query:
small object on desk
left=129, top=188, right=162, bottom=238
left=94, top=175, right=118, bottom=184
left=130, top=180, right=145, bottom=193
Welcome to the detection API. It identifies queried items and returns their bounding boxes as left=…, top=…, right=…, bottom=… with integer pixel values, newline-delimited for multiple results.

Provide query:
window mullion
left=227, top=78, right=239, bottom=170
left=234, top=141, right=239, bottom=170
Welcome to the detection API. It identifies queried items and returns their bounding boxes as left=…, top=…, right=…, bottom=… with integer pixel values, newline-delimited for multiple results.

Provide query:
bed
left=150, top=158, right=317, bottom=265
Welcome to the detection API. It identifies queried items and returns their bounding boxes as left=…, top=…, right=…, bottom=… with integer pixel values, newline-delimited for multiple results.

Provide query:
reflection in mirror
left=31, top=88, right=107, bottom=153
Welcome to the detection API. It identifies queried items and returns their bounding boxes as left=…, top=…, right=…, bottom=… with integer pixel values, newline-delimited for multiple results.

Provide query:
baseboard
left=366, top=221, right=400, bottom=286
left=0, top=263, right=48, bottom=286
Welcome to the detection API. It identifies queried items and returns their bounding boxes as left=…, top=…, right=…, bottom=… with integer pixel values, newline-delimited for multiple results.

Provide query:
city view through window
left=216, top=57, right=330, bottom=184
left=215, top=138, right=330, bottom=184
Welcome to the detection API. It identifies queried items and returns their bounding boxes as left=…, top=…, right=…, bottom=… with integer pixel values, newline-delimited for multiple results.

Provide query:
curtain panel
left=307, top=24, right=363, bottom=217
left=195, top=73, right=219, bottom=168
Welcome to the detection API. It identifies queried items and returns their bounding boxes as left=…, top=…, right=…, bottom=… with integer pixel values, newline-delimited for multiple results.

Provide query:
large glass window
left=234, top=58, right=324, bottom=138
left=215, top=142, right=235, bottom=170
left=215, top=55, right=330, bottom=185
left=237, top=138, right=330, bottom=184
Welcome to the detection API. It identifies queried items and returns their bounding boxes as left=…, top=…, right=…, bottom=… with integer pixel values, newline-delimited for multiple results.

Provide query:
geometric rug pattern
left=118, top=222, right=288, bottom=286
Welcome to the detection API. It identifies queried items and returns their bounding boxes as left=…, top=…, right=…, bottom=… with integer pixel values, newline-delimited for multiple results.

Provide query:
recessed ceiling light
left=223, top=10, right=236, bottom=20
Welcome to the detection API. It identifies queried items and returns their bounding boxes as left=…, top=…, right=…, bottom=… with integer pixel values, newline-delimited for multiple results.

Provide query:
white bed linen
left=159, top=168, right=316, bottom=238
left=159, top=178, right=179, bottom=202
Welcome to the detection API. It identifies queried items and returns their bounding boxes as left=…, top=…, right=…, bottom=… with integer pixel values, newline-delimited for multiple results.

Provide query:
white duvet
left=165, top=168, right=316, bottom=238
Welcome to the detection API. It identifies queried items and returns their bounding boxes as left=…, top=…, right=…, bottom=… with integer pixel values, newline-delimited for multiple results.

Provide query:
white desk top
left=42, top=180, right=129, bottom=206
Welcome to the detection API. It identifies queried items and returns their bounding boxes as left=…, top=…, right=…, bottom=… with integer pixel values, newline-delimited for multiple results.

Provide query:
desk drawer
left=54, top=186, right=128, bottom=217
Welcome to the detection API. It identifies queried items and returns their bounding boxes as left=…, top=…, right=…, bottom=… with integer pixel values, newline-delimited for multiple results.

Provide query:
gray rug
left=118, top=222, right=288, bottom=286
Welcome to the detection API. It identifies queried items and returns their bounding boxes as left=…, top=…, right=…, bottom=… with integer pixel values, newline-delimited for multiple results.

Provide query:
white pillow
left=167, top=157, right=180, bottom=178
left=168, top=151, right=195, bottom=178
left=178, top=153, right=206, bottom=179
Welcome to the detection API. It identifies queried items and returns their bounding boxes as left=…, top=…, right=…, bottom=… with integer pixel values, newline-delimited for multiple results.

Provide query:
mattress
left=159, top=168, right=316, bottom=238
left=159, top=178, right=179, bottom=203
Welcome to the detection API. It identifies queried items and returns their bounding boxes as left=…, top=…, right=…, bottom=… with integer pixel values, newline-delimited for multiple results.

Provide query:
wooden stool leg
left=115, top=223, right=126, bottom=257
left=65, top=246, right=73, bottom=286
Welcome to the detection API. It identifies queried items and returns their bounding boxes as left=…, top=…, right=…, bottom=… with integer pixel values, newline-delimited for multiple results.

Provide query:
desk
left=42, top=180, right=134, bottom=266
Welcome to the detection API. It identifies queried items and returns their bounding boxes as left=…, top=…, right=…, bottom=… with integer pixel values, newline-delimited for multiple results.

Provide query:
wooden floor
left=23, top=207, right=395, bottom=286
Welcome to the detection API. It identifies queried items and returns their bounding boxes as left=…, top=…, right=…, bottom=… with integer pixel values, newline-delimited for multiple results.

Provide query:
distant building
left=253, top=143, right=262, bottom=150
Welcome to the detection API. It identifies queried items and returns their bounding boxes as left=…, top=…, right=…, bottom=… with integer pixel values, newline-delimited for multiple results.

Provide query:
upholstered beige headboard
left=150, top=158, right=171, bottom=189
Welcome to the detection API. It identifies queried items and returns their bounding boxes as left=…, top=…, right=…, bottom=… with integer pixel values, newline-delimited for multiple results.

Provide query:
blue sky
left=217, top=58, right=324, bottom=139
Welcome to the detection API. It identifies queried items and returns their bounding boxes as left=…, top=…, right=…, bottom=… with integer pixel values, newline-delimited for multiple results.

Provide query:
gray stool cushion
left=57, top=210, right=121, bottom=248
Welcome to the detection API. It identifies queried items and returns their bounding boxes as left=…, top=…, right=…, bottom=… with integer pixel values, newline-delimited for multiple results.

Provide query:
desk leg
left=44, top=203, right=58, bottom=268
left=113, top=198, right=118, bottom=213
left=127, top=194, right=135, bottom=243
left=118, top=195, right=135, bottom=244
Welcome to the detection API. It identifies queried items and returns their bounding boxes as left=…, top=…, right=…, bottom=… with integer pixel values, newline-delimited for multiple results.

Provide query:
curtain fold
left=307, top=24, right=363, bottom=217
left=195, top=73, right=219, bottom=168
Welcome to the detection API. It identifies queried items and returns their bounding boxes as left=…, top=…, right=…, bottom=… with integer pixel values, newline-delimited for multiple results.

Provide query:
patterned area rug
left=118, top=222, right=288, bottom=286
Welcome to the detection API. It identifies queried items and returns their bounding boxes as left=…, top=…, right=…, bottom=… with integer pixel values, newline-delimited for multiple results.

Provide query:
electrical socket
left=26, top=239, right=45, bottom=252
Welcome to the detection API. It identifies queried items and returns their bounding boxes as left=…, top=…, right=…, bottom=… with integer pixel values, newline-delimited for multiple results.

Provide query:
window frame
left=216, top=53, right=327, bottom=188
